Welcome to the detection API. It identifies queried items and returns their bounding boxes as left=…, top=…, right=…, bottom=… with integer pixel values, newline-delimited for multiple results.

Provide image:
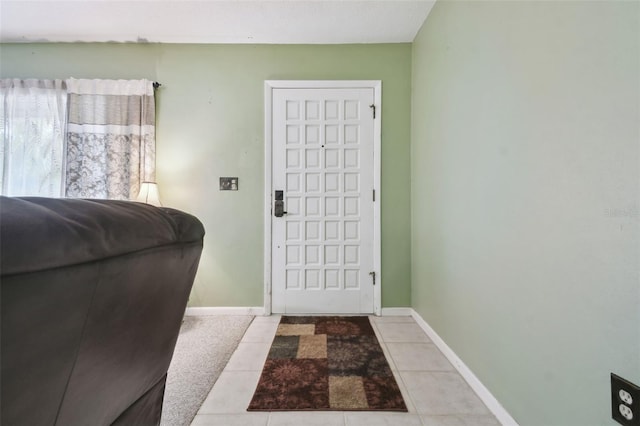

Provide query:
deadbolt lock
left=274, top=190, right=287, bottom=217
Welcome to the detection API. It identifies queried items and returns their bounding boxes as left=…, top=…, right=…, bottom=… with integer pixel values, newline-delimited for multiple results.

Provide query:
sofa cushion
left=0, top=196, right=205, bottom=276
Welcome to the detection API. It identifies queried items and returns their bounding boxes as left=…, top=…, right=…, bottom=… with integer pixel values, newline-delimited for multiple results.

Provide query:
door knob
left=274, top=201, right=287, bottom=217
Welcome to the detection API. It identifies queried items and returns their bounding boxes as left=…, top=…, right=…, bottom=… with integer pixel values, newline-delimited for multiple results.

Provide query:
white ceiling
left=0, top=0, right=436, bottom=44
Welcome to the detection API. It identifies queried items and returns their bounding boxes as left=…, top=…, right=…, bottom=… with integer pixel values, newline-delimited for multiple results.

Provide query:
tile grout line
left=264, top=318, right=281, bottom=426
left=369, top=316, right=422, bottom=417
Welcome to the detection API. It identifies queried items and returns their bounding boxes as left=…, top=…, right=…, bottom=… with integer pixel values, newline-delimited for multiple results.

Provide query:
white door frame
left=264, top=80, right=382, bottom=316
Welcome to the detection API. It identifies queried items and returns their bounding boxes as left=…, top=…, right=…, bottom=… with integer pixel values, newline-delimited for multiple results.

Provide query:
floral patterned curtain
left=65, top=78, right=156, bottom=200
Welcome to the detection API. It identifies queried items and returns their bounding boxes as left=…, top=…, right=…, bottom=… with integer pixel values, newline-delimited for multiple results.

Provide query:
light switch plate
left=220, top=177, right=238, bottom=191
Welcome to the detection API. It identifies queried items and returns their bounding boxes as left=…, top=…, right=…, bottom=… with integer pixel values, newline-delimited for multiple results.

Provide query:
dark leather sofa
left=0, top=197, right=205, bottom=426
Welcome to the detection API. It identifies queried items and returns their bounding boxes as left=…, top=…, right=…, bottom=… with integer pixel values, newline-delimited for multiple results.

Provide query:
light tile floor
left=191, top=315, right=501, bottom=426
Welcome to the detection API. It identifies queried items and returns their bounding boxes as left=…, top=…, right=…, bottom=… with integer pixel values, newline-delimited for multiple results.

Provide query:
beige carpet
left=161, top=315, right=254, bottom=426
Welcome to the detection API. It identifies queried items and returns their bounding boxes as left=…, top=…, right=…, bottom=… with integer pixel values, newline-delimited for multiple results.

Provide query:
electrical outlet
left=612, top=373, right=640, bottom=425
left=621, top=390, right=635, bottom=405
left=620, top=405, right=634, bottom=421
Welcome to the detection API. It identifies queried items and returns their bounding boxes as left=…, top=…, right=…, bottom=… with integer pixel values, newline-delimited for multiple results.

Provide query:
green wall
left=0, top=43, right=412, bottom=308
left=411, top=1, right=639, bottom=425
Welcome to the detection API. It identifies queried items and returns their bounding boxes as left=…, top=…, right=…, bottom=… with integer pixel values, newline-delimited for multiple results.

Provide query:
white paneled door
left=268, top=83, right=379, bottom=314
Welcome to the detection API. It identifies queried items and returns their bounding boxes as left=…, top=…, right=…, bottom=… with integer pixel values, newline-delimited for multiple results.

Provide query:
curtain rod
left=153, top=82, right=161, bottom=89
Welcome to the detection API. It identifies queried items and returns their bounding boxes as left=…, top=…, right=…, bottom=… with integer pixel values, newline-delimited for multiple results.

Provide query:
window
left=1, top=78, right=156, bottom=199
left=0, top=79, right=67, bottom=197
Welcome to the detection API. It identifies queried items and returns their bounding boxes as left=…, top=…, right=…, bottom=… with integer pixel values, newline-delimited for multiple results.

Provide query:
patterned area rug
left=247, top=316, right=407, bottom=412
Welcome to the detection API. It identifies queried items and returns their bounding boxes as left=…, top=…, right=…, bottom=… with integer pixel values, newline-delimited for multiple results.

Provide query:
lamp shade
left=136, top=182, right=162, bottom=206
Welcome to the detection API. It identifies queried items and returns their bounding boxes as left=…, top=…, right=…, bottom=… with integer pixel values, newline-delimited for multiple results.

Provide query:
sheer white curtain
left=65, top=78, right=156, bottom=200
left=0, top=79, right=67, bottom=197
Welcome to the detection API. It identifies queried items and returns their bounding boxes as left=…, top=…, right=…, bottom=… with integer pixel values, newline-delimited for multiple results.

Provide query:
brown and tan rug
left=247, top=316, right=407, bottom=412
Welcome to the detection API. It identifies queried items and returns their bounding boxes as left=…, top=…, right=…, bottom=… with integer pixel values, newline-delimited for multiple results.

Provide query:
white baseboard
left=184, top=306, right=265, bottom=316
left=380, top=307, right=413, bottom=316
left=410, top=309, right=519, bottom=426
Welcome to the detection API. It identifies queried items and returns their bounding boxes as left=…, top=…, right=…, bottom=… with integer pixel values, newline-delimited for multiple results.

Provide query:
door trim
left=263, top=80, right=382, bottom=315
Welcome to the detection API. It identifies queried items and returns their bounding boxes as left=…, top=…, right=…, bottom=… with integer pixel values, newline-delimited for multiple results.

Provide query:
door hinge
left=373, top=189, right=376, bottom=202
left=369, top=271, right=376, bottom=286
left=369, top=104, right=376, bottom=119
